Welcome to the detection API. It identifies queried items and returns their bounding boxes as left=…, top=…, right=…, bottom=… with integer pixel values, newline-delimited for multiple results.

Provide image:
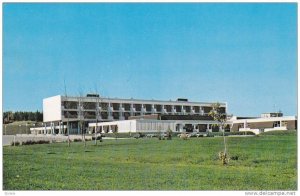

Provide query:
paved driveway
left=2, top=135, right=14, bottom=146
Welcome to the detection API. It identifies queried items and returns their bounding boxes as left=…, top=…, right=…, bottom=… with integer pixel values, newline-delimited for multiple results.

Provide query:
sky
left=3, top=3, right=297, bottom=116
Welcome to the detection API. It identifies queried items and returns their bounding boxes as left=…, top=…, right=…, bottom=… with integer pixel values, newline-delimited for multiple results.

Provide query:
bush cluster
left=23, top=140, right=50, bottom=145
left=133, top=132, right=145, bottom=139
left=92, top=136, right=103, bottom=140
left=11, top=140, right=50, bottom=146
left=180, top=133, right=188, bottom=140
left=10, top=141, right=20, bottom=146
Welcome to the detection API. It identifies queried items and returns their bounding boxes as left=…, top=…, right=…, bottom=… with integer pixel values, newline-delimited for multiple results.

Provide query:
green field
left=3, top=131, right=297, bottom=190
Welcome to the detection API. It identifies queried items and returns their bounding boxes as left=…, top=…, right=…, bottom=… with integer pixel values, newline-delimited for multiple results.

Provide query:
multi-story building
left=42, top=94, right=227, bottom=134
left=30, top=94, right=296, bottom=135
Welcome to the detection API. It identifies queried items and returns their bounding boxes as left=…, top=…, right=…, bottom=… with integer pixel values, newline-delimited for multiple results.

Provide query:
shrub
left=138, top=132, right=145, bottom=138
left=133, top=134, right=140, bottom=139
left=218, top=151, right=229, bottom=165
left=37, top=140, right=50, bottom=144
left=180, top=133, right=188, bottom=140
left=20, top=140, right=50, bottom=145
left=132, top=132, right=145, bottom=139
left=92, top=136, right=102, bottom=140
left=166, top=129, right=172, bottom=140
left=230, top=155, right=239, bottom=160
left=10, top=141, right=20, bottom=146
left=22, top=140, right=34, bottom=145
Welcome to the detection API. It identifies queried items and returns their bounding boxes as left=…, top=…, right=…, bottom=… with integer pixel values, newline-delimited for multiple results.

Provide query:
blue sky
left=3, top=3, right=297, bottom=116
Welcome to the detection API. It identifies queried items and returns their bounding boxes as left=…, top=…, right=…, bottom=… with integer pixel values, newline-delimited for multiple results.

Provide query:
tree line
left=3, top=111, right=43, bottom=124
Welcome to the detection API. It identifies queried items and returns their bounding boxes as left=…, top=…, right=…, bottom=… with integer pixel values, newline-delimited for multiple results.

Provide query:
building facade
left=42, top=95, right=227, bottom=134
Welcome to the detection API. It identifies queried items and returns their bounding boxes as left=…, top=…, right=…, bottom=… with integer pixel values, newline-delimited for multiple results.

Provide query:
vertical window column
left=108, top=102, right=113, bottom=120
left=151, top=104, right=155, bottom=114
left=181, top=105, right=185, bottom=115
left=119, top=103, right=124, bottom=120
left=130, top=103, right=135, bottom=116
left=171, top=105, right=176, bottom=114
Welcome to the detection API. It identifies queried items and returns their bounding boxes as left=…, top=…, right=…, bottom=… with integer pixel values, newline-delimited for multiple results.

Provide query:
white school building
left=38, top=94, right=226, bottom=134
left=29, top=94, right=297, bottom=135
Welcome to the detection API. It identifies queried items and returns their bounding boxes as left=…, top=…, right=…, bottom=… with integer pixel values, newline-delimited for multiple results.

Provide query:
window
left=183, top=106, right=191, bottom=112
left=112, top=103, right=120, bottom=110
left=155, top=105, right=162, bottom=112
left=175, top=105, right=181, bottom=112
left=165, top=105, right=172, bottom=112
left=84, top=102, right=96, bottom=110
left=145, top=104, right=152, bottom=112
left=273, top=121, right=280, bottom=127
left=63, top=101, right=78, bottom=109
left=123, top=103, right=131, bottom=111
left=100, top=103, right=108, bottom=110
left=134, top=104, right=142, bottom=111
left=193, top=106, right=200, bottom=113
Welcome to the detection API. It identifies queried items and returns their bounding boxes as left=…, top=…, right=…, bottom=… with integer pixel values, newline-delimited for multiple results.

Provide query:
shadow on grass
left=84, top=150, right=94, bottom=153
left=92, top=140, right=153, bottom=148
left=46, top=152, right=56, bottom=154
left=3, top=153, right=33, bottom=156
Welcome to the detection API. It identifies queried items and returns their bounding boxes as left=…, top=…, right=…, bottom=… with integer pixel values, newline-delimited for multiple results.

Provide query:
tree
left=112, top=126, right=118, bottom=141
left=166, top=125, right=172, bottom=140
left=64, top=80, right=71, bottom=147
left=23, top=112, right=29, bottom=121
left=3, top=111, right=43, bottom=124
left=34, top=110, right=42, bottom=122
left=28, top=112, right=35, bottom=121
left=208, top=102, right=229, bottom=165
left=77, top=91, right=88, bottom=147
left=94, top=87, right=101, bottom=146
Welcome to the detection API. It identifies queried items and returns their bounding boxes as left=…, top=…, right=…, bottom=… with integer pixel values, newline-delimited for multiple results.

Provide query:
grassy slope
left=3, top=131, right=297, bottom=190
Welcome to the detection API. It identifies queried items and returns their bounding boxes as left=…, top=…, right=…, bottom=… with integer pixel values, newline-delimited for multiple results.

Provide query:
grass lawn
left=3, top=131, right=297, bottom=190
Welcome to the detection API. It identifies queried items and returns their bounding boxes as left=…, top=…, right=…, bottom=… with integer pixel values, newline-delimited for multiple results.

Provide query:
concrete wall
left=89, top=120, right=137, bottom=133
left=89, top=119, right=219, bottom=134
left=43, top=95, right=62, bottom=122
left=287, top=120, right=297, bottom=130
left=116, top=120, right=137, bottom=132
left=248, top=122, right=274, bottom=129
left=136, top=120, right=176, bottom=133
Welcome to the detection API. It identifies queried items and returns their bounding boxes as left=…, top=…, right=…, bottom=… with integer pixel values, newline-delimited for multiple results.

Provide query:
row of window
left=62, top=111, right=213, bottom=120
left=237, top=121, right=288, bottom=129
left=62, top=101, right=225, bottom=113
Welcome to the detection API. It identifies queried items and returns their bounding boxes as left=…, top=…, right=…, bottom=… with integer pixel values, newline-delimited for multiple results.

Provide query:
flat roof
left=48, top=95, right=227, bottom=106
left=231, top=116, right=297, bottom=123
